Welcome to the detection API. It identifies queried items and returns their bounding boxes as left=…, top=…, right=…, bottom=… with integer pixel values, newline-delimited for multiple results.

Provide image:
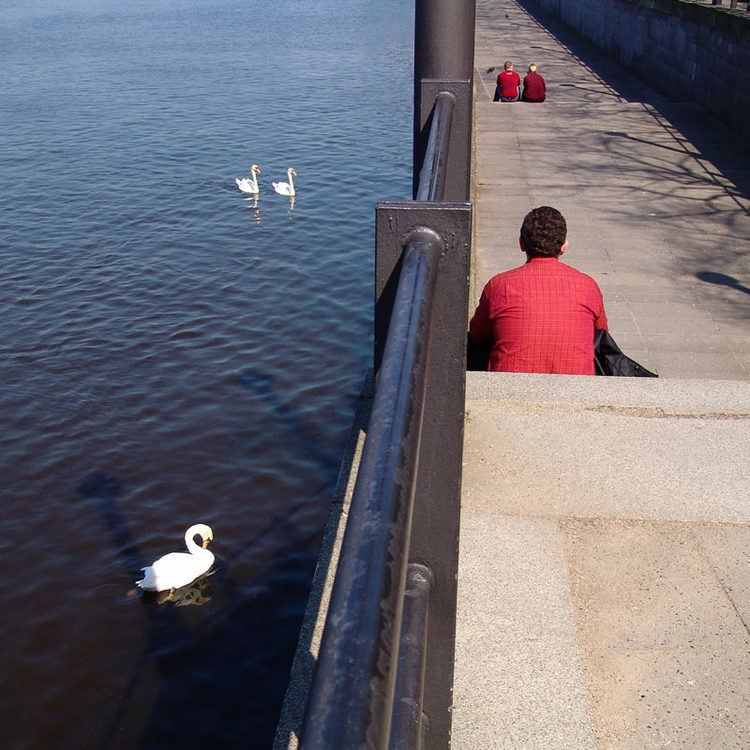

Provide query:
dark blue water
left=0, top=1, right=413, bottom=747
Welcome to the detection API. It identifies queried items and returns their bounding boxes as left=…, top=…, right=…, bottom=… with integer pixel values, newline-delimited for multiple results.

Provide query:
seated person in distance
left=522, top=63, right=546, bottom=102
left=492, top=60, right=521, bottom=102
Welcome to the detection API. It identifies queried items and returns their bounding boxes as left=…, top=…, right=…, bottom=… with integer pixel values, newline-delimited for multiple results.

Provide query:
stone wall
left=530, top=0, right=750, bottom=138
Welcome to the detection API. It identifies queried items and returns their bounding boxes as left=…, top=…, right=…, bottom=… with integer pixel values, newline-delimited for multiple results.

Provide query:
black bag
left=467, top=333, right=491, bottom=371
left=466, top=329, right=658, bottom=377
left=594, top=329, right=658, bottom=377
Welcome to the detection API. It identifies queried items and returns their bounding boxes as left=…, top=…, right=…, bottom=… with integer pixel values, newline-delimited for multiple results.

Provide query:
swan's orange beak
left=202, top=539, right=210, bottom=549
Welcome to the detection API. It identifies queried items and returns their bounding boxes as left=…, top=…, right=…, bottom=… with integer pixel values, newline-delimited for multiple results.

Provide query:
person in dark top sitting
left=522, top=63, right=546, bottom=102
left=492, top=61, right=521, bottom=102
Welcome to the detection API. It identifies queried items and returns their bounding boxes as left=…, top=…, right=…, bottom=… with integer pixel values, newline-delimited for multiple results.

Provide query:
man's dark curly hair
left=520, top=206, right=567, bottom=257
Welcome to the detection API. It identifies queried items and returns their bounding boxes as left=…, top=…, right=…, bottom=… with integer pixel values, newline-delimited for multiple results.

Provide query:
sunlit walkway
left=470, top=0, right=750, bottom=379
left=454, top=0, right=750, bottom=747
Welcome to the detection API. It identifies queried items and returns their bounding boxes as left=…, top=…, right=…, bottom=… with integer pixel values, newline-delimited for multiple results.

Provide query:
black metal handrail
left=416, top=91, right=456, bottom=202
left=388, top=563, right=433, bottom=749
left=299, top=229, right=442, bottom=749
left=299, top=90, right=469, bottom=749
left=297, top=2, right=474, bottom=747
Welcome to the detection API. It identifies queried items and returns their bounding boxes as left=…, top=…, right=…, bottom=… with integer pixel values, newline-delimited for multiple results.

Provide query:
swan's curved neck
left=185, top=529, right=207, bottom=555
left=251, top=170, right=259, bottom=191
left=287, top=170, right=296, bottom=196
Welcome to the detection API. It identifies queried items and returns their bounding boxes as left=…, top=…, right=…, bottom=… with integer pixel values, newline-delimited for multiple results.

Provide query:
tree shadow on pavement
left=514, top=0, right=750, bottom=205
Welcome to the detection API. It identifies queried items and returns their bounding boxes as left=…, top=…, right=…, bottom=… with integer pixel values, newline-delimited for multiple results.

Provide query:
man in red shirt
left=469, top=206, right=608, bottom=375
left=522, top=63, right=546, bottom=102
left=493, top=60, right=521, bottom=102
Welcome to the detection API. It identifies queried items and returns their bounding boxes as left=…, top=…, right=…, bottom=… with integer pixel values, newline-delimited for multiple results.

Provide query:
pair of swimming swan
left=235, top=165, right=297, bottom=196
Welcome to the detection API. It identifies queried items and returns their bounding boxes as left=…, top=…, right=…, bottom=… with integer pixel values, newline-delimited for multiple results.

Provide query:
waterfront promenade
left=273, top=2, right=750, bottom=747
left=453, top=0, right=750, bottom=747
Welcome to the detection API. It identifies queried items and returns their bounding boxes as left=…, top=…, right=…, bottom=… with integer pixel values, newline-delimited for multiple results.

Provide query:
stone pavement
left=470, top=0, right=750, bottom=379
left=453, top=1, right=750, bottom=748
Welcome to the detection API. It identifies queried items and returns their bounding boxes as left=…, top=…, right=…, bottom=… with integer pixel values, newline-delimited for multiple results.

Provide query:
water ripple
left=0, top=0, right=412, bottom=747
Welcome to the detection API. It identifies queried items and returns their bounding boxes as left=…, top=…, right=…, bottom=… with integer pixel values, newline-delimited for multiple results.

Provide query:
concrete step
left=454, top=373, right=750, bottom=749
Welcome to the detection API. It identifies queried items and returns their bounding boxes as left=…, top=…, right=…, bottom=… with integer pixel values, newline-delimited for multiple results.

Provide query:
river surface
left=0, top=1, right=413, bottom=747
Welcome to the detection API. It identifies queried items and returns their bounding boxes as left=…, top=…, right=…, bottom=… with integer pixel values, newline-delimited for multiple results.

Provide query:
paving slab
left=561, top=520, right=750, bottom=749
left=453, top=516, right=597, bottom=750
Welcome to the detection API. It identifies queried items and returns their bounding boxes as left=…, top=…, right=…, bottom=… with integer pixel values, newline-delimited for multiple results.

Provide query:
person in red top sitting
left=493, top=60, right=521, bottom=102
left=522, top=63, right=546, bottom=102
left=469, top=206, right=608, bottom=375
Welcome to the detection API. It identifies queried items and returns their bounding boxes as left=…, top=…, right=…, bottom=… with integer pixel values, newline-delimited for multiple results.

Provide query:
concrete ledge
left=464, top=372, right=750, bottom=523
left=467, top=371, right=750, bottom=414
left=273, top=388, right=372, bottom=750
left=540, top=0, right=750, bottom=39
left=640, top=0, right=750, bottom=37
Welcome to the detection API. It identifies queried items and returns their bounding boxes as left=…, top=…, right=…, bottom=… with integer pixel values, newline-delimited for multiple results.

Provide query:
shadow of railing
left=77, top=470, right=328, bottom=750
left=696, top=271, right=750, bottom=297
left=73, top=364, right=353, bottom=749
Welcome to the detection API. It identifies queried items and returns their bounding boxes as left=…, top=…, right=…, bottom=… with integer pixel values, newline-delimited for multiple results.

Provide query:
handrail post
left=376, top=200, right=471, bottom=749
left=413, top=0, right=476, bottom=200
left=295, top=6, right=475, bottom=747
left=414, top=0, right=475, bottom=82
left=300, top=231, right=443, bottom=749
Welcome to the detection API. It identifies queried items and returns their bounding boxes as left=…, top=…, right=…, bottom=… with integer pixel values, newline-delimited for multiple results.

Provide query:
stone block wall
left=531, top=0, right=750, bottom=138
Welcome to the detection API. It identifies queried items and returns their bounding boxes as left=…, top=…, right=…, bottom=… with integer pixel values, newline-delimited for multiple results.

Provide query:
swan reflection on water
left=239, top=188, right=295, bottom=219
left=150, top=572, right=214, bottom=607
left=243, top=195, right=263, bottom=224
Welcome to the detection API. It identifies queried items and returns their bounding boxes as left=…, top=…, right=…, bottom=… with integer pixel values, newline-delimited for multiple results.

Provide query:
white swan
left=136, top=524, right=215, bottom=592
left=273, top=167, right=297, bottom=196
left=236, top=164, right=261, bottom=194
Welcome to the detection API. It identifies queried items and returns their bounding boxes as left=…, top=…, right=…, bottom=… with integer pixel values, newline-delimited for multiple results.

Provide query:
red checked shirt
left=469, top=257, right=608, bottom=374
